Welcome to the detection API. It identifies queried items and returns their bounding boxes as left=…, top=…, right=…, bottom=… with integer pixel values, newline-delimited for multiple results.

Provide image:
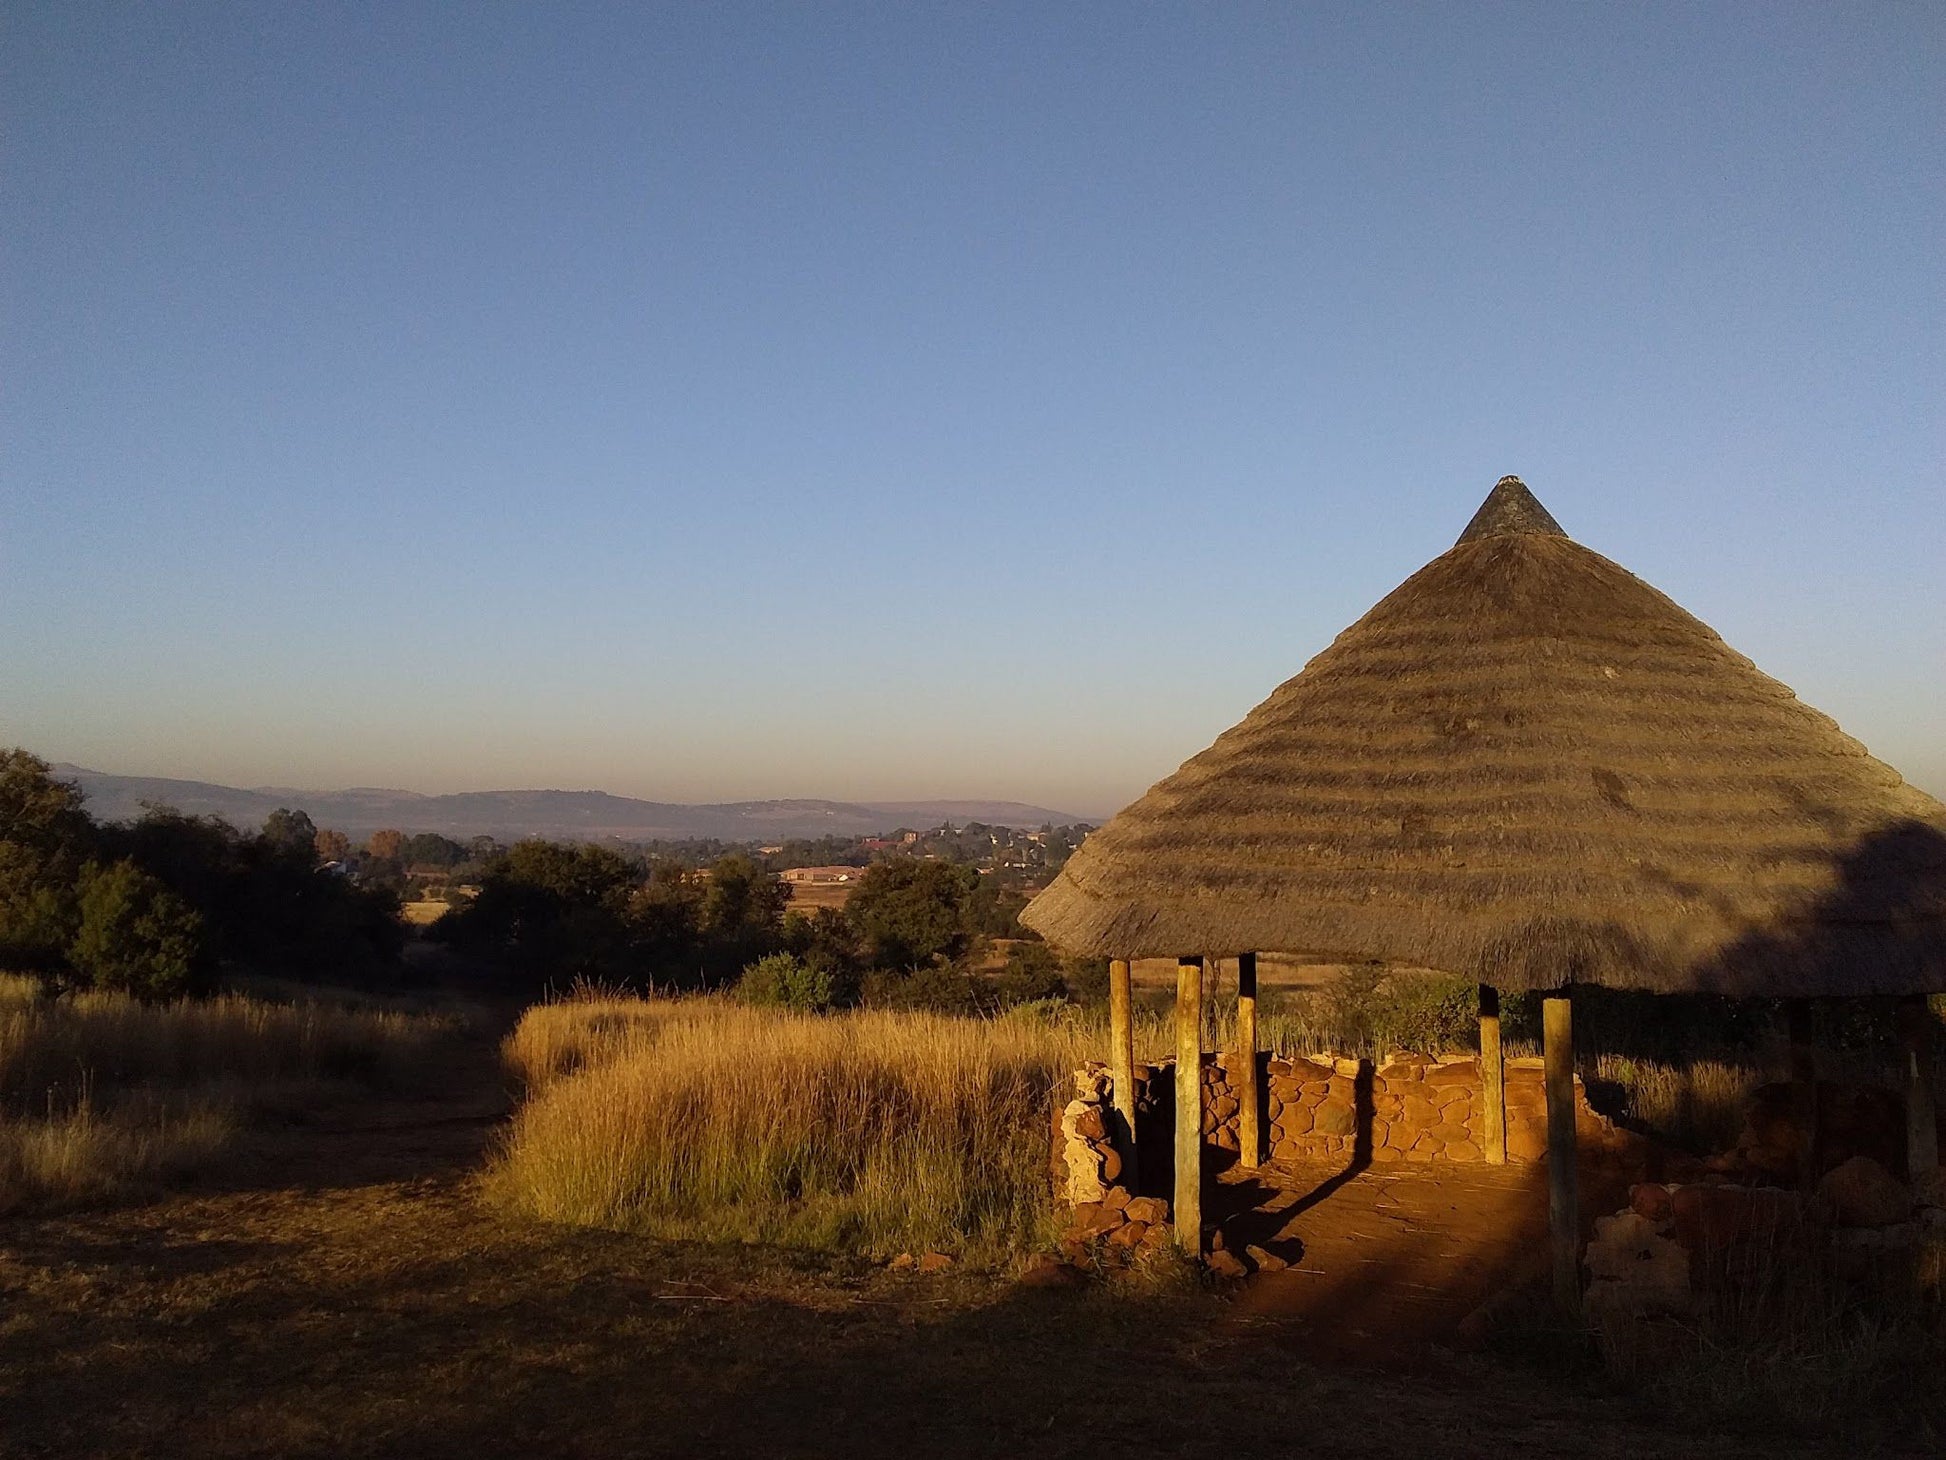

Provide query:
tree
left=262, top=808, right=319, bottom=863
left=700, top=854, right=790, bottom=942
left=0, top=749, right=94, bottom=970
left=314, top=827, right=351, bottom=862
left=845, top=859, right=980, bottom=969
left=68, top=858, right=206, bottom=999
left=401, top=832, right=466, bottom=868
left=367, top=828, right=405, bottom=861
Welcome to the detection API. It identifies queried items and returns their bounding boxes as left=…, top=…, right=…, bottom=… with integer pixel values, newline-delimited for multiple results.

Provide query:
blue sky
left=4, top=3, right=1941, bottom=817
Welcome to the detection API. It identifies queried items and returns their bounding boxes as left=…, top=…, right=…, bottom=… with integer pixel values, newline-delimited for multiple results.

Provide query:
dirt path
left=0, top=1032, right=1865, bottom=1459
left=1210, top=1157, right=1634, bottom=1365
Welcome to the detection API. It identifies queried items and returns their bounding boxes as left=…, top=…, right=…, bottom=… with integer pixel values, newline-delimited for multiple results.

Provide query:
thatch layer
left=1023, top=480, right=1946, bottom=995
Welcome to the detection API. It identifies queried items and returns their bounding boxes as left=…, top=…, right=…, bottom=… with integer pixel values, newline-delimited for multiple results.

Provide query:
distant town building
left=779, top=866, right=867, bottom=885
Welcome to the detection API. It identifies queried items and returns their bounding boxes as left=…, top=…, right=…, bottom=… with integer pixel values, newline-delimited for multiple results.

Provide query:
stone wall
left=1055, top=1050, right=1633, bottom=1213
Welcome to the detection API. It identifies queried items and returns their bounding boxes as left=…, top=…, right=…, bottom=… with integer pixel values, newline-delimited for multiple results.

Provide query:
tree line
left=0, top=750, right=403, bottom=998
left=432, top=837, right=1104, bottom=1009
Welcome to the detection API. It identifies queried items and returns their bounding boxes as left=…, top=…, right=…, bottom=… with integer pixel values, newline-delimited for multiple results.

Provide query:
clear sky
left=4, top=3, right=1941, bottom=818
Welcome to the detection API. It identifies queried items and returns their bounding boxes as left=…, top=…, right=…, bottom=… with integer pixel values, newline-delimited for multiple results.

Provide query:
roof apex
left=1456, top=476, right=1567, bottom=545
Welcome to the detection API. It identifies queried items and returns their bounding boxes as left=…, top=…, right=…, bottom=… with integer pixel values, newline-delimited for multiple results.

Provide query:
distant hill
left=51, top=766, right=1089, bottom=843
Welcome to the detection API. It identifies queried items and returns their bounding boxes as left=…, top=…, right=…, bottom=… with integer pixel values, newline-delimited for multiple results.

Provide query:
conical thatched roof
left=1023, top=478, right=1946, bottom=996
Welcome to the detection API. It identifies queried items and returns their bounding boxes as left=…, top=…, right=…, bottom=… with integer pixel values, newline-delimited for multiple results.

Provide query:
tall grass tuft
left=1591, top=1053, right=1759, bottom=1153
left=487, top=999, right=1095, bottom=1260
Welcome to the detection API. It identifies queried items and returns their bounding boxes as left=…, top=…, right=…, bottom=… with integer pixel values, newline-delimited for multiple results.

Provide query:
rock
left=1314, top=1099, right=1357, bottom=1136
left=1431, top=1084, right=1471, bottom=1107
left=1585, top=1211, right=1690, bottom=1319
left=1281, top=1104, right=1314, bottom=1136
left=1070, top=1106, right=1107, bottom=1142
left=1063, top=1142, right=1105, bottom=1206
left=1244, top=1244, right=1288, bottom=1272
left=887, top=1252, right=916, bottom=1271
left=1819, top=1156, right=1912, bottom=1228
left=1445, top=1140, right=1481, bottom=1162
left=1372, top=1145, right=1403, bottom=1162
left=1630, top=1183, right=1674, bottom=1224
left=916, top=1252, right=955, bottom=1274
left=1017, top=1255, right=1087, bottom=1289
left=1102, top=1184, right=1131, bottom=1211
left=1670, top=1183, right=1806, bottom=1253
left=1401, top=1096, right=1440, bottom=1127
left=1124, top=1196, right=1169, bottom=1225
left=1506, top=1128, right=1547, bottom=1162
left=1428, top=1060, right=1479, bottom=1085
left=1206, top=1249, right=1249, bottom=1280
left=1272, top=1139, right=1302, bottom=1162
left=1107, top=1221, right=1147, bottom=1249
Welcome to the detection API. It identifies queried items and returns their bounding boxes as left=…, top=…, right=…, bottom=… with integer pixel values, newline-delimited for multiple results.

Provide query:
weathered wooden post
left=1900, top=995, right=1939, bottom=1197
left=1174, top=955, right=1205, bottom=1253
left=1108, top=958, right=1139, bottom=1191
left=1543, top=991, right=1579, bottom=1309
left=1787, top=999, right=1820, bottom=1191
left=1235, top=952, right=1261, bottom=1169
left=1478, top=983, right=1506, bottom=1165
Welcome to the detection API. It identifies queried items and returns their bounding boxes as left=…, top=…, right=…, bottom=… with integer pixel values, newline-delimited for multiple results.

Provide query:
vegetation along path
left=0, top=1024, right=1865, bottom=1459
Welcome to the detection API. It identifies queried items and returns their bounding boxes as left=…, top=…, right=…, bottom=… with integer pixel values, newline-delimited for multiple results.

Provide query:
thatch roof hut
left=1025, top=477, right=1945, bottom=1293
left=1025, top=477, right=1946, bottom=996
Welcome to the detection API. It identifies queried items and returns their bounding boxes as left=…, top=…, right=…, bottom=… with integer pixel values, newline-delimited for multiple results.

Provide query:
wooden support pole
left=1543, top=993, right=1580, bottom=1310
left=1787, top=999, right=1819, bottom=1191
left=1478, top=984, right=1506, bottom=1166
left=1900, top=995, right=1939, bottom=1197
left=1174, top=956, right=1205, bottom=1253
left=1107, top=958, right=1138, bottom=1192
left=1235, top=952, right=1260, bottom=1169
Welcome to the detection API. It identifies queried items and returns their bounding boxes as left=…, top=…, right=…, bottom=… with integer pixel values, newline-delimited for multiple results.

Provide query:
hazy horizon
left=6, top=6, right=1941, bottom=811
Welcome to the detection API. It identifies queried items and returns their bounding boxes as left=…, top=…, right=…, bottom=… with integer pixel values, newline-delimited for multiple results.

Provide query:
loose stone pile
left=1584, top=1155, right=1946, bottom=1321
left=1052, top=1067, right=1172, bottom=1263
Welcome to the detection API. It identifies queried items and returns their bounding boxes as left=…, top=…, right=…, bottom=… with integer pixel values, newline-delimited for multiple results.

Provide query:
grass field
left=5, top=979, right=1938, bottom=1454
left=0, top=974, right=457, bottom=1213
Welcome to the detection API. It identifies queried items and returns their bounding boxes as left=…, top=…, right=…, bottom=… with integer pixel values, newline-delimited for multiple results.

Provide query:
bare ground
left=0, top=1027, right=1890, bottom=1459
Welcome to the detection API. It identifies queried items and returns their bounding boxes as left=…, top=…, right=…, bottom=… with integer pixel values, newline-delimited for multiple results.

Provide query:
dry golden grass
left=488, top=998, right=1096, bottom=1259
left=1591, top=1053, right=1759, bottom=1152
left=493, top=992, right=1763, bottom=1262
left=501, top=992, right=701, bottom=1092
left=0, top=973, right=456, bottom=1213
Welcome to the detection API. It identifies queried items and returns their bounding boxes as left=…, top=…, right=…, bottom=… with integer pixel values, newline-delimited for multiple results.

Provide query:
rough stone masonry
left=1054, top=1050, right=1633, bottom=1240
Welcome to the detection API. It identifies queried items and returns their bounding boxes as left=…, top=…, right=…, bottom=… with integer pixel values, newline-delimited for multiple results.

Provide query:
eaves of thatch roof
left=1022, top=478, right=1946, bottom=996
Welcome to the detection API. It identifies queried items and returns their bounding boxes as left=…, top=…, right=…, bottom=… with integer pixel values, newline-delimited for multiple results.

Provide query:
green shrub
left=68, top=860, right=206, bottom=1001
left=735, top=951, right=853, bottom=1013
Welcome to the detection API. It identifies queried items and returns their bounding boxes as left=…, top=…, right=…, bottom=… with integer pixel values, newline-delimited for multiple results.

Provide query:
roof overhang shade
left=1023, top=479, right=1946, bottom=996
